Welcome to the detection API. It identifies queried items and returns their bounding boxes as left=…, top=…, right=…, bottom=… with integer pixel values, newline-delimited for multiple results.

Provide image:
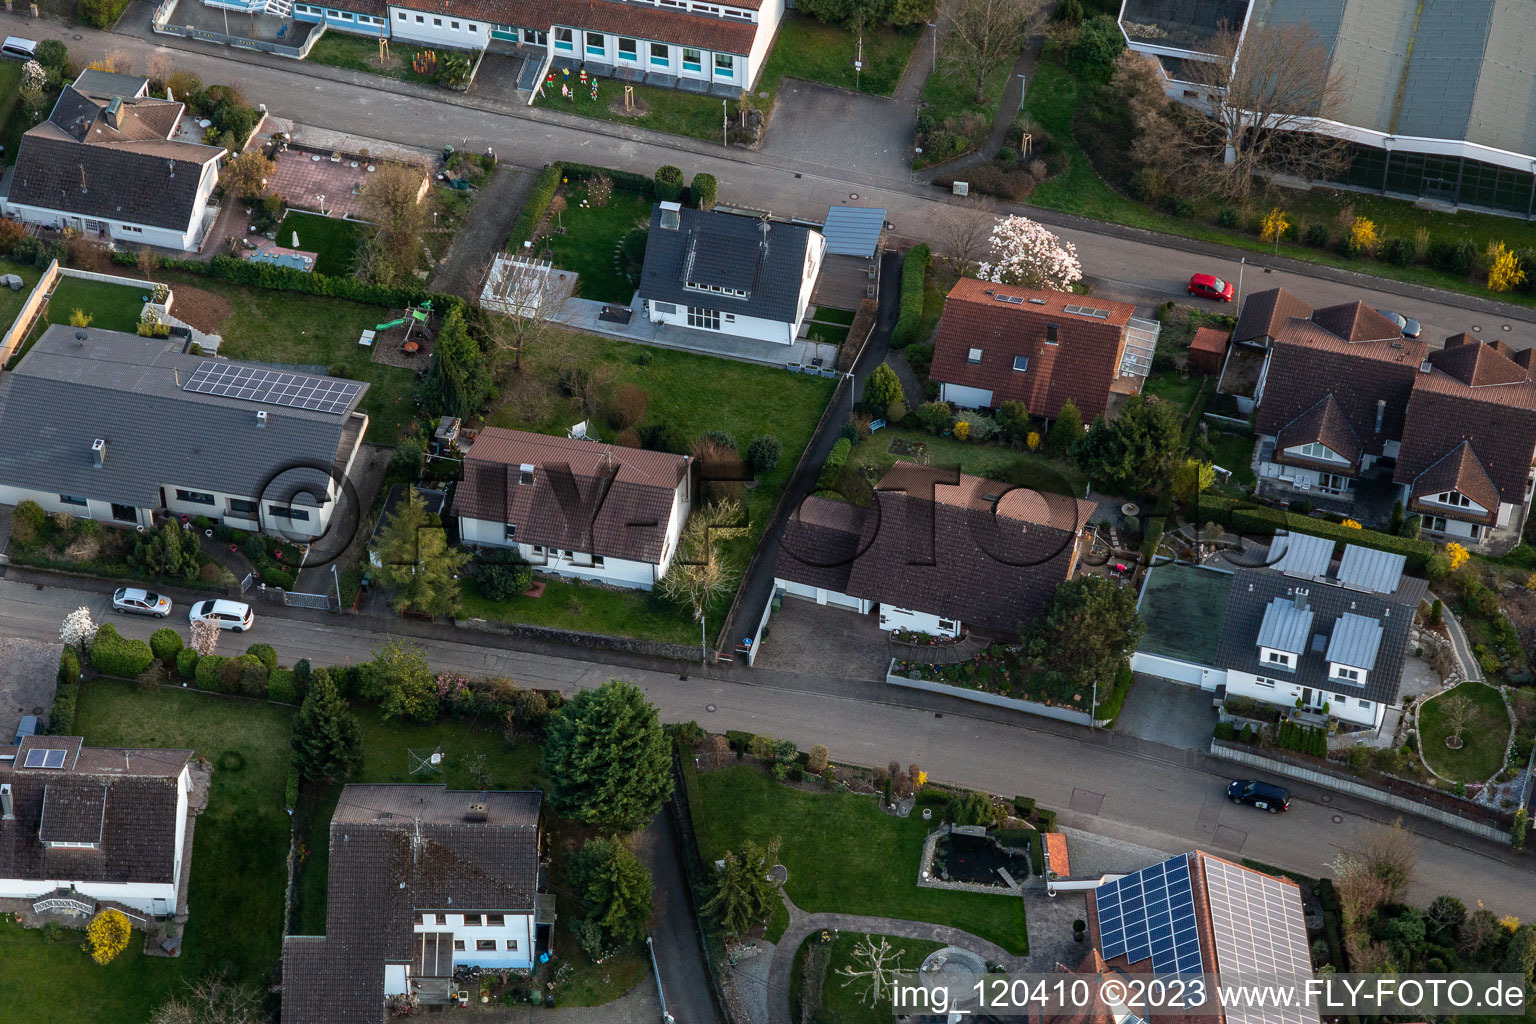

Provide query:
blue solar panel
left=1094, top=854, right=1205, bottom=975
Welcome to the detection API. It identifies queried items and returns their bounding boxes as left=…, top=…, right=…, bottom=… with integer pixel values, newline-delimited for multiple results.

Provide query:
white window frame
left=967, top=347, right=982, bottom=364
left=1013, top=355, right=1029, bottom=372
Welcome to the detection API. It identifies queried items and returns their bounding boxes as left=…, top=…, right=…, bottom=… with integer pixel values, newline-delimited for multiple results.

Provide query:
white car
left=189, top=599, right=254, bottom=632
left=112, top=587, right=172, bottom=617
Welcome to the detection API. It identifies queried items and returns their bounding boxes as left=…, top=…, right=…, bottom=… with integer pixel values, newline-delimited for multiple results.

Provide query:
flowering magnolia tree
left=189, top=616, right=221, bottom=658
left=976, top=215, right=1083, bottom=292
left=59, top=607, right=98, bottom=650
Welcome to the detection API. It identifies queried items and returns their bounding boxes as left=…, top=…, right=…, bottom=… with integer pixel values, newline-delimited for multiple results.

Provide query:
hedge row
left=559, top=162, right=656, bottom=198
left=52, top=650, right=81, bottom=735
left=508, top=163, right=562, bottom=250
left=816, top=437, right=852, bottom=489
left=892, top=244, right=930, bottom=349
left=1093, top=665, right=1134, bottom=724
left=90, top=624, right=154, bottom=678
left=691, top=172, right=717, bottom=211
left=1195, top=495, right=1434, bottom=572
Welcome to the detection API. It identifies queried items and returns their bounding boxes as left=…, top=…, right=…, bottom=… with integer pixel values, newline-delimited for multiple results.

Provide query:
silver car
left=113, top=587, right=172, bottom=617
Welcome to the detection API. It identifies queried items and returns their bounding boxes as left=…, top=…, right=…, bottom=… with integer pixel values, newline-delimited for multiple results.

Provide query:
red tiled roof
left=1232, top=287, right=1311, bottom=344
left=1430, top=333, right=1531, bottom=387
left=1273, top=394, right=1362, bottom=472
left=1406, top=442, right=1500, bottom=525
left=1308, top=301, right=1401, bottom=342
left=1044, top=832, right=1070, bottom=877
left=929, top=277, right=1136, bottom=420
left=1189, top=326, right=1230, bottom=355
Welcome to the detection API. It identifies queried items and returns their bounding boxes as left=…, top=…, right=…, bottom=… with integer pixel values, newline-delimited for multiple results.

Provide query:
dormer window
left=1013, top=355, right=1029, bottom=372
left=1264, top=650, right=1293, bottom=669
left=1431, top=490, right=1473, bottom=508
left=1291, top=442, right=1345, bottom=463
left=1330, top=664, right=1363, bottom=684
left=518, top=464, right=535, bottom=485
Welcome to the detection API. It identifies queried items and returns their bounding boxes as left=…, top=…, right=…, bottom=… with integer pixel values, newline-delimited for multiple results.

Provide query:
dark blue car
left=1227, top=779, right=1291, bottom=813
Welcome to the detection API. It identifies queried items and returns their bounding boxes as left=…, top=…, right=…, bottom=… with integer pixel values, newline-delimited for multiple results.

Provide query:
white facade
left=939, top=382, right=994, bottom=410
left=0, top=764, right=191, bottom=916
left=877, top=604, right=960, bottom=637
left=1225, top=670, right=1382, bottom=731
left=413, top=910, right=535, bottom=968
left=1130, top=651, right=1226, bottom=691
left=777, top=579, right=869, bottom=612
left=387, top=5, right=491, bottom=47
left=3, top=160, right=220, bottom=252
left=644, top=231, right=826, bottom=346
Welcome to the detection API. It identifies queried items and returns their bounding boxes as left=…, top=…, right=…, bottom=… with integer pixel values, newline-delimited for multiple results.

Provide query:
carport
left=812, top=206, right=886, bottom=309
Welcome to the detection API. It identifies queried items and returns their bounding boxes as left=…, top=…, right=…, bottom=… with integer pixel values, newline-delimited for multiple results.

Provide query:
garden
left=6, top=502, right=235, bottom=589
left=304, top=31, right=454, bottom=87
left=831, top=427, right=1088, bottom=506
left=1417, top=681, right=1512, bottom=784
left=45, top=275, right=151, bottom=334
left=790, top=931, right=944, bottom=1024
left=537, top=174, right=652, bottom=304
left=276, top=211, right=365, bottom=277
left=912, top=53, right=1011, bottom=170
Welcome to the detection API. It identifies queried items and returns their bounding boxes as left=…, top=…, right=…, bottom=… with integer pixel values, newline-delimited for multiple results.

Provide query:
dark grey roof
left=71, top=69, right=150, bottom=99
left=1256, top=598, right=1313, bottom=654
left=1335, top=545, right=1405, bottom=594
left=639, top=206, right=817, bottom=324
left=1215, top=560, right=1424, bottom=706
left=1121, top=0, right=1250, bottom=52
left=822, top=206, right=886, bottom=258
left=281, top=785, right=542, bottom=1024
left=0, top=326, right=367, bottom=511
left=38, top=781, right=108, bottom=844
left=1271, top=532, right=1334, bottom=579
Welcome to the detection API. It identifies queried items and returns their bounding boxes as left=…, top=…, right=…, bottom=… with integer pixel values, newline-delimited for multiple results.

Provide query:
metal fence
left=283, top=591, right=334, bottom=612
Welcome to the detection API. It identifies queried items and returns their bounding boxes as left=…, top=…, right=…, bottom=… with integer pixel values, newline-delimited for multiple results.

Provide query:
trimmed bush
left=816, top=437, right=852, bottom=490
left=268, top=668, right=299, bottom=704
left=222, top=654, right=268, bottom=697
left=59, top=647, right=82, bottom=688
left=50, top=680, right=78, bottom=735
left=195, top=654, right=228, bottom=691
left=150, top=628, right=183, bottom=665
left=1385, top=236, right=1416, bottom=266
left=175, top=647, right=200, bottom=679
left=1304, top=223, right=1329, bottom=247
left=892, top=244, right=930, bottom=348
left=690, top=172, right=717, bottom=210
left=285, top=767, right=300, bottom=810
left=246, top=643, right=279, bottom=671
left=89, top=623, right=155, bottom=678
left=262, top=567, right=295, bottom=590
left=654, top=165, right=685, bottom=202
left=509, top=163, right=561, bottom=248
left=1214, top=721, right=1237, bottom=741
left=746, top=434, right=782, bottom=475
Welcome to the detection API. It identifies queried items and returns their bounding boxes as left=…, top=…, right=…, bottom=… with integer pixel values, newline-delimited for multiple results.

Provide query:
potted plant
left=1072, top=918, right=1086, bottom=942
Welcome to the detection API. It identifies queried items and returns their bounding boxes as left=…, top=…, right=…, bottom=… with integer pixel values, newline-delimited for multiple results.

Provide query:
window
left=618, top=36, right=637, bottom=58
left=469, top=23, right=476, bottom=30
left=507, top=940, right=519, bottom=950
left=433, top=17, right=442, bottom=25
left=59, top=494, right=87, bottom=506
left=967, top=347, right=982, bottom=364
left=1294, top=442, right=1342, bottom=463
left=714, top=53, right=734, bottom=76
left=175, top=488, right=215, bottom=505
left=451, top=20, right=459, bottom=28
left=504, top=524, right=517, bottom=541
left=416, top=14, right=424, bottom=22
left=1264, top=650, right=1291, bottom=668
left=586, top=31, right=605, bottom=54
left=653, top=301, right=677, bottom=315
left=487, top=914, right=505, bottom=926
left=228, top=498, right=259, bottom=516
left=1433, top=490, right=1473, bottom=508
left=340, top=11, right=351, bottom=19
left=120, top=225, right=142, bottom=233
left=593, top=555, right=606, bottom=568
left=724, top=7, right=751, bottom=16
left=723, top=312, right=735, bottom=322
left=1427, top=515, right=1448, bottom=533
left=268, top=506, right=311, bottom=521
left=1358, top=698, right=1371, bottom=709
left=454, top=940, right=466, bottom=950
left=1253, top=677, right=1275, bottom=688
left=682, top=47, right=702, bottom=72
left=464, top=914, right=482, bottom=926
left=651, top=42, right=670, bottom=65
left=1012, top=355, right=1029, bottom=372
left=477, top=939, right=496, bottom=951
left=938, top=619, right=957, bottom=632
left=554, top=27, right=573, bottom=50
left=688, top=307, right=721, bottom=330
left=1318, top=472, right=1348, bottom=493
left=1044, top=323, right=1059, bottom=344
left=1332, top=666, right=1360, bottom=682
left=397, top=11, right=404, bottom=19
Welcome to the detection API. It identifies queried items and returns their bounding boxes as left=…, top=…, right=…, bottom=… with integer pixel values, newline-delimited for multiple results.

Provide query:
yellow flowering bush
left=1445, top=542, right=1470, bottom=572
left=953, top=420, right=971, bottom=441
left=1340, top=519, right=1363, bottom=529
left=1026, top=431, right=1041, bottom=450
left=85, top=908, right=130, bottom=965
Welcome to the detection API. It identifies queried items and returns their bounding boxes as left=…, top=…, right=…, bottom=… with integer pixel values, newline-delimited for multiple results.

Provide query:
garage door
left=1131, top=652, right=1219, bottom=690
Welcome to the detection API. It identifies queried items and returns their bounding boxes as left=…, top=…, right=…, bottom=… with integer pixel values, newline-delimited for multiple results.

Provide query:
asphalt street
left=8, top=577, right=1533, bottom=921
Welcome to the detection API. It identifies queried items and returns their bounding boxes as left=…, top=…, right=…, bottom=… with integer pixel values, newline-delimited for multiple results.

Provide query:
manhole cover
left=705, top=703, right=717, bottom=713
left=1332, top=814, right=1344, bottom=824
left=1320, top=794, right=1332, bottom=803
left=1504, top=324, right=1512, bottom=331
left=73, top=33, right=82, bottom=39
left=1473, top=325, right=1483, bottom=332
left=849, top=193, right=858, bottom=200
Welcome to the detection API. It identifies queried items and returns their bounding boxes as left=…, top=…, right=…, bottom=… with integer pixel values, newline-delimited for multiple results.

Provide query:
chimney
left=91, top=438, right=106, bottom=468
left=1374, top=399, right=1385, bottom=434
left=1, top=783, right=12, bottom=821
left=104, top=96, right=124, bottom=129
left=256, top=410, right=268, bottom=428
left=758, top=216, right=771, bottom=256
left=464, top=801, right=488, bottom=823
left=1294, top=590, right=1308, bottom=611
left=658, top=201, right=681, bottom=230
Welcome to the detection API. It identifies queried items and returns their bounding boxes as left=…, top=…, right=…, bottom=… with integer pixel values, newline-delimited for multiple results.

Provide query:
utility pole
left=722, top=99, right=728, bottom=148
left=1236, top=256, right=1247, bottom=309
left=700, top=615, right=708, bottom=665
left=331, top=563, right=342, bottom=613
left=927, top=21, right=937, bottom=73
left=855, top=32, right=863, bottom=91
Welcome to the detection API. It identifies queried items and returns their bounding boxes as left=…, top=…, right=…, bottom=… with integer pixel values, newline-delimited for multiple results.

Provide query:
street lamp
left=700, top=615, right=708, bottom=665
left=1235, top=256, right=1246, bottom=310
left=722, top=99, right=728, bottom=148
left=926, top=21, right=937, bottom=73
left=331, top=563, right=342, bottom=613
left=316, top=193, right=326, bottom=217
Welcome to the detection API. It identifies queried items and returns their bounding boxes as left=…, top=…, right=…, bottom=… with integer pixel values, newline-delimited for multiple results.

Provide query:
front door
left=1300, top=687, right=1315, bottom=710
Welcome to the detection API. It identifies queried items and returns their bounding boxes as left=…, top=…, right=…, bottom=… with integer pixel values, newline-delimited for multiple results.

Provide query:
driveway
left=632, top=810, right=717, bottom=1023
left=1113, top=674, right=1218, bottom=750
left=429, top=165, right=536, bottom=300
left=760, top=81, right=913, bottom=185
left=753, top=597, right=892, bottom=682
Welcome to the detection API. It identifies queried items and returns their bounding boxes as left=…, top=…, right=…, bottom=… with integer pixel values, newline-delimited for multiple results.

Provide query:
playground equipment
left=375, top=318, right=405, bottom=331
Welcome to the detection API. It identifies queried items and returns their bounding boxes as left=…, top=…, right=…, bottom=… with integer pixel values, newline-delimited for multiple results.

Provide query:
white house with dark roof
left=281, top=784, right=548, bottom=1023
left=638, top=203, right=825, bottom=345
left=0, top=736, right=197, bottom=918
left=453, top=427, right=693, bottom=590
left=0, top=71, right=224, bottom=251
left=0, top=326, right=369, bottom=538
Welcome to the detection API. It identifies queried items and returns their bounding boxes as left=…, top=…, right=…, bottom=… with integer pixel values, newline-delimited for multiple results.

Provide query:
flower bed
left=891, top=645, right=1094, bottom=712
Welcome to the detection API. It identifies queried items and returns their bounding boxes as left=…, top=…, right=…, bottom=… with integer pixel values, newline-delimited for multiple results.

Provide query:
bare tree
left=1182, top=23, right=1347, bottom=200
left=478, top=254, right=569, bottom=374
left=149, top=976, right=264, bottom=1024
left=1439, top=694, right=1473, bottom=749
left=938, top=0, right=1042, bottom=104
left=356, top=160, right=431, bottom=287
left=1113, top=50, right=1201, bottom=198
left=658, top=499, right=747, bottom=627
left=1358, top=818, right=1418, bottom=904
left=936, top=198, right=998, bottom=274
left=837, top=934, right=911, bottom=1007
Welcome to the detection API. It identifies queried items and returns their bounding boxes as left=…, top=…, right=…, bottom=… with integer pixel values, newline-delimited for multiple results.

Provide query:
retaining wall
left=886, top=662, right=1095, bottom=726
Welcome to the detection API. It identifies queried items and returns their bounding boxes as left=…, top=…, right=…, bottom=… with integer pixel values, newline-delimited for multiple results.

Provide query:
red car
left=1187, top=273, right=1234, bottom=302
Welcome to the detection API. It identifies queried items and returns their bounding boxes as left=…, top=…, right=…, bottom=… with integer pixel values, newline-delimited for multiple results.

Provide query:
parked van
left=1, top=37, right=38, bottom=60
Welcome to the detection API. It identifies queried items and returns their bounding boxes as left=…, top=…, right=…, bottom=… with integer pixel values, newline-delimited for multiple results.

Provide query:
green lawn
left=915, top=55, right=1012, bottom=168
left=48, top=276, right=150, bottom=333
left=793, top=932, right=944, bottom=1024
left=542, top=182, right=651, bottom=303
left=0, top=681, right=298, bottom=1023
left=305, top=31, right=441, bottom=85
left=812, top=306, right=857, bottom=325
left=690, top=765, right=1028, bottom=953
left=808, top=322, right=851, bottom=345
left=762, top=14, right=919, bottom=96
left=1418, top=681, right=1511, bottom=783
left=1143, top=371, right=1202, bottom=419
left=1206, top=430, right=1256, bottom=486
left=534, top=77, right=733, bottom=144
left=459, top=575, right=700, bottom=645
left=160, top=270, right=421, bottom=442
left=0, top=60, right=29, bottom=167
left=848, top=430, right=1086, bottom=497
left=277, top=211, right=365, bottom=277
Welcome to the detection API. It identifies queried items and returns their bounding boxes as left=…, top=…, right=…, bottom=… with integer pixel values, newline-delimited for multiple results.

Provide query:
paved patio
left=265, top=146, right=380, bottom=221
left=158, top=0, right=317, bottom=48
left=0, top=637, right=61, bottom=739
left=552, top=295, right=841, bottom=369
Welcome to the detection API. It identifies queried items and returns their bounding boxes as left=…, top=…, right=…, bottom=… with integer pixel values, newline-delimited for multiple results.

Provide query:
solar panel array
left=1095, top=854, right=1204, bottom=974
left=23, top=748, right=66, bottom=768
left=182, top=361, right=361, bottom=415
left=994, top=293, right=1025, bottom=304
left=1064, top=303, right=1112, bottom=319
left=1202, top=857, right=1320, bottom=1024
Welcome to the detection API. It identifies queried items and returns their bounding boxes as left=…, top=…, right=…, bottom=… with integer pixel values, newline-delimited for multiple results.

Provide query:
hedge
left=175, top=647, right=200, bottom=679
left=268, top=667, right=299, bottom=704
left=59, top=647, right=82, bottom=688
left=816, top=437, right=852, bottom=489
left=561, top=162, right=654, bottom=197
left=690, top=172, right=717, bottom=210
left=222, top=654, right=269, bottom=697
left=508, top=162, right=562, bottom=249
left=50, top=680, right=77, bottom=736
left=195, top=654, right=228, bottom=692
left=90, top=623, right=155, bottom=678
left=1093, top=666, right=1134, bottom=725
left=285, top=767, right=300, bottom=811
left=150, top=627, right=183, bottom=665
left=1195, top=495, right=1433, bottom=572
left=892, top=244, right=930, bottom=348
left=78, top=0, right=133, bottom=28
left=247, top=643, right=279, bottom=671
left=654, top=164, right=685, bottom=202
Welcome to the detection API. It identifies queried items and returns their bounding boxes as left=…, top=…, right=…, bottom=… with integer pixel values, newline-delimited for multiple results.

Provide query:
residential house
left=927, top=278, right=1158, bottom=421
left=1394, top=336, right=1536, bottom=545
left=282, top=785, right=549, bottom=1023
left=283, top=0, right=780, bottom=93
left=0, top=326, right=369, bottom=537
left=454, top=427, right=693, bottom=590
left=1230, top=286, right=1312, bottom=348
left=1131, top=534, right=1424, bottom=732
left=0, top=72, right=224, bottom=251
left=1118, top=0, right=1536, bottom=220
left=1250, top=293, right=1425, bottom=501
left=0, top=736, right=197, bottom=918
left=773, top=462, right=1096, bottom=638
left=638, top=203, right=825, bottom=345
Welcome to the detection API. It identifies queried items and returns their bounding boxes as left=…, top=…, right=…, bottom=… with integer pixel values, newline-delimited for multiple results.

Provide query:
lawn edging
left=886, top=660, right=1097, bottom=726
left=455, top=611, right=698, bottom=663
left=1208, top=739, right=1512, bottom=844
